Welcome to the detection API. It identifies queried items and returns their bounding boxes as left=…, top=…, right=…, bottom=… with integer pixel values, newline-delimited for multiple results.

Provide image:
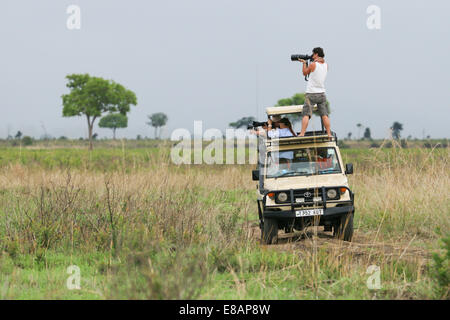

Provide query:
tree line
left=7, top=79, right=411, bottom=148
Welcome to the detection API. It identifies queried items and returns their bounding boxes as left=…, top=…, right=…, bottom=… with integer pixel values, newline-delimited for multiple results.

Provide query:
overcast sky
left=1, top=0, right=449, bottom=140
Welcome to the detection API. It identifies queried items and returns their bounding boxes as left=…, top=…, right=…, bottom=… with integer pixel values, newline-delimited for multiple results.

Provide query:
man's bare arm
left=300, top=60, right=316, bottom=76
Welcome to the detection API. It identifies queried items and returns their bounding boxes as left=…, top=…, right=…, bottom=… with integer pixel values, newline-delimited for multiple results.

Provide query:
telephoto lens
left=252, top=121, right=268, bottom=128
left=247, top=121, right=267, bottom=130
left=291, top=54, right=313, bottom=61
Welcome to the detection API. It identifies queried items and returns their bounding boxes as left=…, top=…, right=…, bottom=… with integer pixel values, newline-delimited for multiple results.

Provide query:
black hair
left=312, top=47, right=325, bottom=58
left=279, top=118, right=297, bottom=136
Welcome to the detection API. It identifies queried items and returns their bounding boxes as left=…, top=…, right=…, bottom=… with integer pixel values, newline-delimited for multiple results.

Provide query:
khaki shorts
left=302, top=93, right=329, bottom=118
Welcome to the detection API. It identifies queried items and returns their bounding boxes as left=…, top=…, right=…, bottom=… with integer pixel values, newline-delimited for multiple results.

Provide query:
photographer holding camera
left=250, top=115, right=280, bottom=137
left=297, top=47, right=331, bottom=138
left=266, top=117, right=296, bottom=139
left=267, top=117, right=296, bottom=165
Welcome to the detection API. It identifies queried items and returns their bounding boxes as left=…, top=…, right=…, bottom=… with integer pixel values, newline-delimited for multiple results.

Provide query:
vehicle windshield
left=265, top=147, right=341, bottom=178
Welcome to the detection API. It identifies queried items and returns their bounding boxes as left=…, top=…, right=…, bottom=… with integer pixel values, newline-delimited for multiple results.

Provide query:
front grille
left=294, top=202, right=322, bottom=208
left=293, top=188, right=323, bottom=201
left=293, top=188, right=322, bottom=203
left=272, top=187, right=341, bottom=204
left=274, top=188, right=323, bottom=204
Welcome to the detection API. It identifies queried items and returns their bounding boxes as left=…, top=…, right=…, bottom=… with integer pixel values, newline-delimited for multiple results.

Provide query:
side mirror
left=252, top=169, right=260, bottom=181
left=345, top=163, right=354, bottom=175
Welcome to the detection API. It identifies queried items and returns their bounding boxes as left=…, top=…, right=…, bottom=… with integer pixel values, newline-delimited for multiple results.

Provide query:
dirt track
left=246, top=220, right=430, bottom=263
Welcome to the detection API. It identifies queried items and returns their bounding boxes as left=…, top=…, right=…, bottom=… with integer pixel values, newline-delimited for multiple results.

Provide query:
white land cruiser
left=251, top=105, right=355, bottom=244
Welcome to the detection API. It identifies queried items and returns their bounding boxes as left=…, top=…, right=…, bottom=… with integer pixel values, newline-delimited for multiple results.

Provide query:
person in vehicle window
left=267, top=117, right=296, bottom=138
left=267, top=117, right=296, bottom=165
left=316, top=148, right=333, bottom=169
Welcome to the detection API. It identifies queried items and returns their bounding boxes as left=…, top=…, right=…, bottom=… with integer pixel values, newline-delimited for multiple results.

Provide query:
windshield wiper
left=274, top=171, right=310, bottom=178
left=273, top=171, right=295, bottom=178
left=318, top=169, right=340, bottom=174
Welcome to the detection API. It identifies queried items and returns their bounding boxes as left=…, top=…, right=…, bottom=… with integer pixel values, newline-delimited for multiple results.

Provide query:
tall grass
left=348, top=147, right=449, bottom=239
left=0, top=145, right=448, bottom=299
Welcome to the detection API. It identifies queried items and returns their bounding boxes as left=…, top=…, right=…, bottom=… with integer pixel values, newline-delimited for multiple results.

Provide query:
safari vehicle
left=252, top=105, right=355, bottom=244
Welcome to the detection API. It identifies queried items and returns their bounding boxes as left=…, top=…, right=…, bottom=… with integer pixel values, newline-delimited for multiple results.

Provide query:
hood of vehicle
left=264, top=173, right=348, bottom=190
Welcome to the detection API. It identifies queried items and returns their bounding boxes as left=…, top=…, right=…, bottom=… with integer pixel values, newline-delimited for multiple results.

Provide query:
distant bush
left=423, top=142, right=448, bottom=149
left=22, top=136, right=33, bottom=146
left=40, top=134, right=53, bottom=141
left=384, top=141, right=393, bottom=148
left=337, top=140, right=349, bottom=149
left=370, top=142, right=380, bottom=148
left=58, top=136, right=68, bottom=140
left=400, top=139, right=408, bottom=148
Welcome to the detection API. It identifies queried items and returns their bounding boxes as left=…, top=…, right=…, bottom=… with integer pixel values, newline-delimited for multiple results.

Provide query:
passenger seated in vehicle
left=267, top=117, right=296, bottom=167
left=266, top=117, right=296, bottom=139
left=250, top=115, right=280, bottom=138
left=316, top=148, right=333, bottom=169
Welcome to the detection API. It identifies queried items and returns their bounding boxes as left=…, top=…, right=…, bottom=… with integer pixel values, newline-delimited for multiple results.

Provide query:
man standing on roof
left=298, top=47, right=331, bottom=138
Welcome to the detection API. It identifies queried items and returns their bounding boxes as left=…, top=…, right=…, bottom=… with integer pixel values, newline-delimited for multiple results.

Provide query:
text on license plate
left=295, top=209, right=324, bottom=217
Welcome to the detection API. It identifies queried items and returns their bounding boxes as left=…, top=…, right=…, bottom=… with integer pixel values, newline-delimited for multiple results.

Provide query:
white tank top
left=306, top=62, right=327, bottom=93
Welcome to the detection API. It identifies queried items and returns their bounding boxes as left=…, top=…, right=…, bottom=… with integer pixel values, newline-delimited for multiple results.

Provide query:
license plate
left=295, top=208, right=324, bottom=217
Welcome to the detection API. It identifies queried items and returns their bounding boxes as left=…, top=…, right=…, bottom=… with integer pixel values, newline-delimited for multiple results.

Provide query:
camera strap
left=304, top=61, right=310, bottom=81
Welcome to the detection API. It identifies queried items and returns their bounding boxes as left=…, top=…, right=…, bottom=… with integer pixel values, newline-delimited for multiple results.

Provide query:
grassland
left=0, top=141, right=448, bottom=299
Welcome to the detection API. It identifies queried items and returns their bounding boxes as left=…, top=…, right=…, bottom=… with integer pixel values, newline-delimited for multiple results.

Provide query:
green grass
left=0, top=250, right=107, bottom=299
left=0, top=146, right=165, bottom=171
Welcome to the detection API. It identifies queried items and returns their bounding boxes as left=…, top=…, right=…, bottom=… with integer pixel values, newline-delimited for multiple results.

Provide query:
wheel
left=333, top=213, right=353, bottom=241
left=261, top=218, right=278, bottom=244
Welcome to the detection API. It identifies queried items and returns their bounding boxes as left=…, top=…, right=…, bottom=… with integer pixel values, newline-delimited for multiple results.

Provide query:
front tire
left=261, top=218, right=278, bottom=244
left=333, top=213, right=354, bottom=241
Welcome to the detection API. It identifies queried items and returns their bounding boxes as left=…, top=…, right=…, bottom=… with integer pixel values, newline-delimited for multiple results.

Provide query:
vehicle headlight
left=326, top=189, right=338, bottom=199
left=277, top=192, right=288, bottom=202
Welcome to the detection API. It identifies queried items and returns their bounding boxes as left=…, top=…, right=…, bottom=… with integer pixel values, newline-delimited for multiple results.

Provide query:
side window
left=330, top=148, right=341, bottom=171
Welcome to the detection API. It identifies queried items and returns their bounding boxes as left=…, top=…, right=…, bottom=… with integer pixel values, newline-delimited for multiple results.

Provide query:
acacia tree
left=363, top=127, right=372, bottom=140
left=276, top=93, right=306, bottom=107
left=62, top=74, right=137, bottom=150
left=356, top=123, right=364, bottom=140
left=147, top=113, right=168, bottom=139
left=391, top=122, right=403, bottom=140
left=99, top=113, right=128, bottom=139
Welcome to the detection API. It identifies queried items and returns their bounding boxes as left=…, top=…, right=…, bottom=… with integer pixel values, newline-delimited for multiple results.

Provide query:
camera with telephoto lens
left=247, top=121, right=268, bottom=130
left=247, top=120, right=280, bottom=130
left=290, top=54, right=313, bottom=61
left=291, top=54, right=314, bottom=80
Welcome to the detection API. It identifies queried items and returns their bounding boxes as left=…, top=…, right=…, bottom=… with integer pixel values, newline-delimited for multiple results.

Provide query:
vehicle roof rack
left=265, top=105, right=334, bottom=137
left=266, top=104, right=316, bottom=116
left=266, top=131, right=337, bottom=146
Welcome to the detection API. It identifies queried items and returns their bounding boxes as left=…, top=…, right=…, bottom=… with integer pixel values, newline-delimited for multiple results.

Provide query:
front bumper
left=263, top=204, right=354, bottom=219
left=257, top=186, right=355, bottom=221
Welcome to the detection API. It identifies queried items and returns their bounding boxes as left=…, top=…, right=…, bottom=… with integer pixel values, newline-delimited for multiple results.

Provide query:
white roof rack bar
left=266, top=134, right=336, bottom=147
left=266, top=105, right=318, bottom=116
